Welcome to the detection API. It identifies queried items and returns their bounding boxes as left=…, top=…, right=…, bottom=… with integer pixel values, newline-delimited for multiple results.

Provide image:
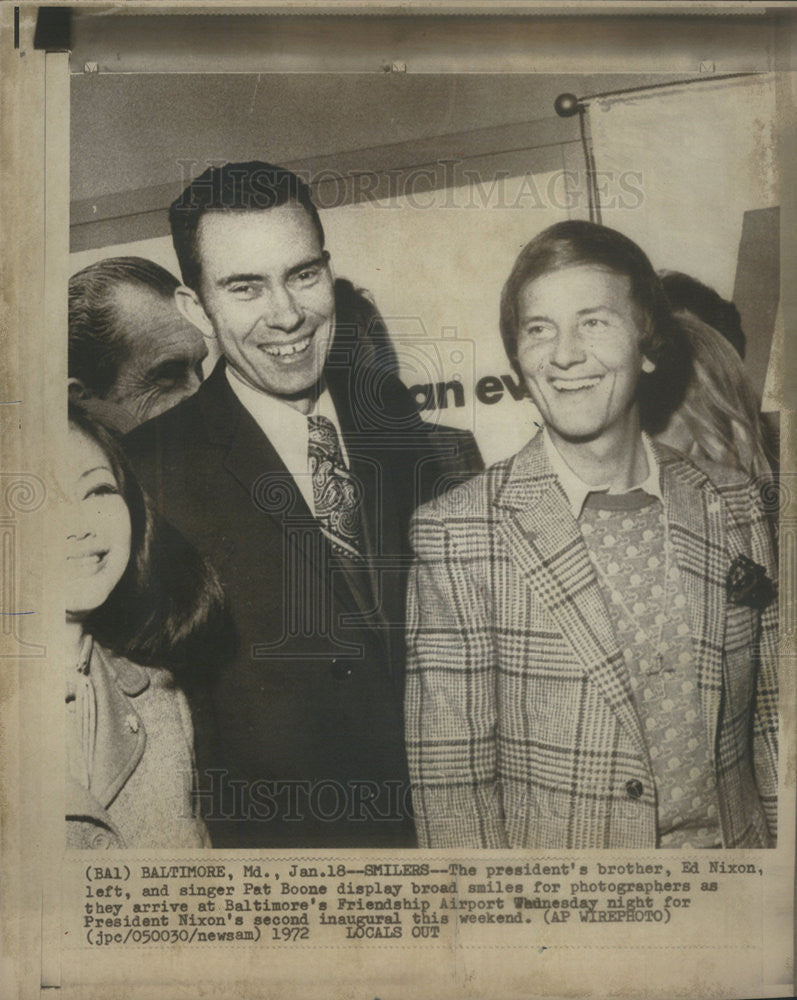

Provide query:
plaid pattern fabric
left=405, top=434, right=778, bottom=849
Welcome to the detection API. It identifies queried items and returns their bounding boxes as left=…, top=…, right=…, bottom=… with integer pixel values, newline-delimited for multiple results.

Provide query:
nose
left=550, top=326, right=587, bottom=369
left=67, top=496, right=97, bottom=541
left=263, top=284, right=304, bottom=333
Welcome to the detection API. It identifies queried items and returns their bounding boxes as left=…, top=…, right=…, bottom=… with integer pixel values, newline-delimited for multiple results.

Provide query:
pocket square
left=726, top=555, right=775, bottom=610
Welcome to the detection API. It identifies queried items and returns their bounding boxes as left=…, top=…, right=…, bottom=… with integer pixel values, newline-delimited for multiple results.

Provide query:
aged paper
left=2, top=3, right=796, bottom=998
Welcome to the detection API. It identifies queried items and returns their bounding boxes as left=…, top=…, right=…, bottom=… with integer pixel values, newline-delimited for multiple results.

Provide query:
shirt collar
left=226, top=364, right=343, bottom=436
left=541, top=426, right=663, bottom=519
left=226, top=363, right=310, bottom=438
left=225, top=365, right=348, bottom=513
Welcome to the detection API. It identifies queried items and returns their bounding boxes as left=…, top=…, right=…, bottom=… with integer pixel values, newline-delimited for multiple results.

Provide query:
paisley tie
left=307, top=414, right=365, bottom=562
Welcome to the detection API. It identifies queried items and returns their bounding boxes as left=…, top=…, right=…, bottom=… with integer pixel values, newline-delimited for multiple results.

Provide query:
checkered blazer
left=405, top=433, right=778, bottom=849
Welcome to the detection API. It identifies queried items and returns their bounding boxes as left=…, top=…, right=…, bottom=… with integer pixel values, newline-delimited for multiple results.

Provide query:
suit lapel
left=201, top=362, right=385, bottom=646
left=657, top=446, right=727, bottom=760
left=325, top=367, right=393, bottom=643
left=325, top=367, right=388, bottom=557
left=198, top=363, right=314, bottom=527
left=494, top=435, right=648, bottom=759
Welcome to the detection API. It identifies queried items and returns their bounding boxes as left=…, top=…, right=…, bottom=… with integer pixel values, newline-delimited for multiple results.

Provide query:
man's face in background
left=73, top=283, right=208, bottom=433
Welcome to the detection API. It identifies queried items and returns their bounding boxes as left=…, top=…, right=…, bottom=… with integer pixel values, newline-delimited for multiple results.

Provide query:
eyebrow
left=216, top=253, right=329, bottom=289
left=79, top=465, right=113, bottom=480
left=286, top=253, right=329, bottom=278
left=576, top=306, right=622, bottom=317
left=217, top=273, right=263, bottom=288
left=521, top=305, right=621, bottom=324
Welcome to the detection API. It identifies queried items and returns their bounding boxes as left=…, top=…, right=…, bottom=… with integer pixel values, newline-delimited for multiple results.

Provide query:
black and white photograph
left=65, top=14, right=782, bottom=854
left=2, top=5, right=795, bottom=999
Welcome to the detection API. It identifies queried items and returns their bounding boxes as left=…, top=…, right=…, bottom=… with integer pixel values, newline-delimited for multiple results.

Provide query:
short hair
left=69, top=257, right=181, bottom=396
left=169, top=161, right=325, bottom=294
left=499, top=220, right=689, bottom=433
left=660, top=270, right=746, bottom=358
left=69, top=402, right=233, bottom=672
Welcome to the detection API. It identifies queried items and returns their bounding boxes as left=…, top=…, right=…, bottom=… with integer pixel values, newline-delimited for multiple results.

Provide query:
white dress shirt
left=226, top=366, right=349, bottom=514
left=541, top=426, right=663, bottom=519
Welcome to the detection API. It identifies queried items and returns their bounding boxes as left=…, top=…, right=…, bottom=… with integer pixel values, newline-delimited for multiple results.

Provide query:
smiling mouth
left=550, top=376, right=603, bottom=392
left=260, top=333, right=314, bottom=358
left=68, top=550, right=108, bottom=567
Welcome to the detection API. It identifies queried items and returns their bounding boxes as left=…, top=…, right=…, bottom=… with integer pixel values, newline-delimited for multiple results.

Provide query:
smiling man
left=405, top=220, right=778, bottom=850
left=122, top=161, right=473, bottom=848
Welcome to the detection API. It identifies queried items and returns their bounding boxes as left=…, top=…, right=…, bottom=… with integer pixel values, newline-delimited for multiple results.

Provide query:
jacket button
left=330, top=658, right=353, bottom=681
left=625, top=779, right=644, bottom=800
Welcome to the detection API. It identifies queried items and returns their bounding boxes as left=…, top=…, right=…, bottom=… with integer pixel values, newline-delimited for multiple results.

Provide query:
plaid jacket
left=405, top=433, right=778, bottom=849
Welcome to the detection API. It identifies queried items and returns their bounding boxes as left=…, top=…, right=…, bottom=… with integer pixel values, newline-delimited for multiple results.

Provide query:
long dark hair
left=69, top=402, right=233, bottom=671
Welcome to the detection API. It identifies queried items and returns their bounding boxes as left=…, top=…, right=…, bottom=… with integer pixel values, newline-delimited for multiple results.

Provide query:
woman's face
left=66, top=426, right=132, bottom=618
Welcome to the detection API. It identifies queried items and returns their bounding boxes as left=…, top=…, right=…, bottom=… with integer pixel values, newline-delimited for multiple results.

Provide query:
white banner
left=589, top=74, right=777, bottom=301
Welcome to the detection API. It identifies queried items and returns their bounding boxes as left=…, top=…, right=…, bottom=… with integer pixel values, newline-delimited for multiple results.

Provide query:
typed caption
left=65, top=855, right=764, bottom=949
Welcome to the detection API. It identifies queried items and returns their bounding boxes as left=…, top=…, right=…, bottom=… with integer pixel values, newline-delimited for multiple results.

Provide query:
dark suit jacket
left=124, top=349, right=481, bottom=848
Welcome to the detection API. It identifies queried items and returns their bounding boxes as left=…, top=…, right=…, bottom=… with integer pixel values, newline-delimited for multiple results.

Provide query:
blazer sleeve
left=404, top=502, right=507, bottom=848
left=747, top=481, right=779, bottom=841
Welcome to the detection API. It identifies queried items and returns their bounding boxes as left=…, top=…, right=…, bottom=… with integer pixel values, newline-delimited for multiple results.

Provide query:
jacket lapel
left=200, top=361, right=385, bottom=648
left=325, top=367, right=393, bottom=645
left=199, top=362, right=314, bottom=527
left=66, top=776, right=125, bottom=841
left=86, top=643, right=149, bottom=808
left=656, top=445, right=727, bottom=760
left=494, top=435, right=648, bottom=759
left=490, top=434, right=732, bottom=772
left=496, top=435, right=647, bottom=756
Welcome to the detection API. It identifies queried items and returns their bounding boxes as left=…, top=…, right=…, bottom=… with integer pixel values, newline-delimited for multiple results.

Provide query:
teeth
left=263, top=336, right=312, bottom=358
left=551, top=377, right=601, bottom=391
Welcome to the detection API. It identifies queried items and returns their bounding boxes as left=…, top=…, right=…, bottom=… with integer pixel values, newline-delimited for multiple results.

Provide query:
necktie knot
left=308, top=414, right=344, bottom=464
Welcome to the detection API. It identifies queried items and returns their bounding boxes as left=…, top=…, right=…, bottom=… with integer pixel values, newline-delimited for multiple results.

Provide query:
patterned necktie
left=307, top=414, right=365, bottom=562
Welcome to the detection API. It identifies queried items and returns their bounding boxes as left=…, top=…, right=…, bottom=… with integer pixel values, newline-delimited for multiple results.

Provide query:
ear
left=641, top=356, right=656, bottom=374
left=175, top=285, right=215, bottom=340
left=68, top=377, right=91, bottom=400
left=68, top=379, right=138, bottom=433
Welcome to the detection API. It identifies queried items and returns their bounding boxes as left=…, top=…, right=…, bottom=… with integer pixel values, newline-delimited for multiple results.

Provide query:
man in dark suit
left=124, top=161, right=480, bottom=848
